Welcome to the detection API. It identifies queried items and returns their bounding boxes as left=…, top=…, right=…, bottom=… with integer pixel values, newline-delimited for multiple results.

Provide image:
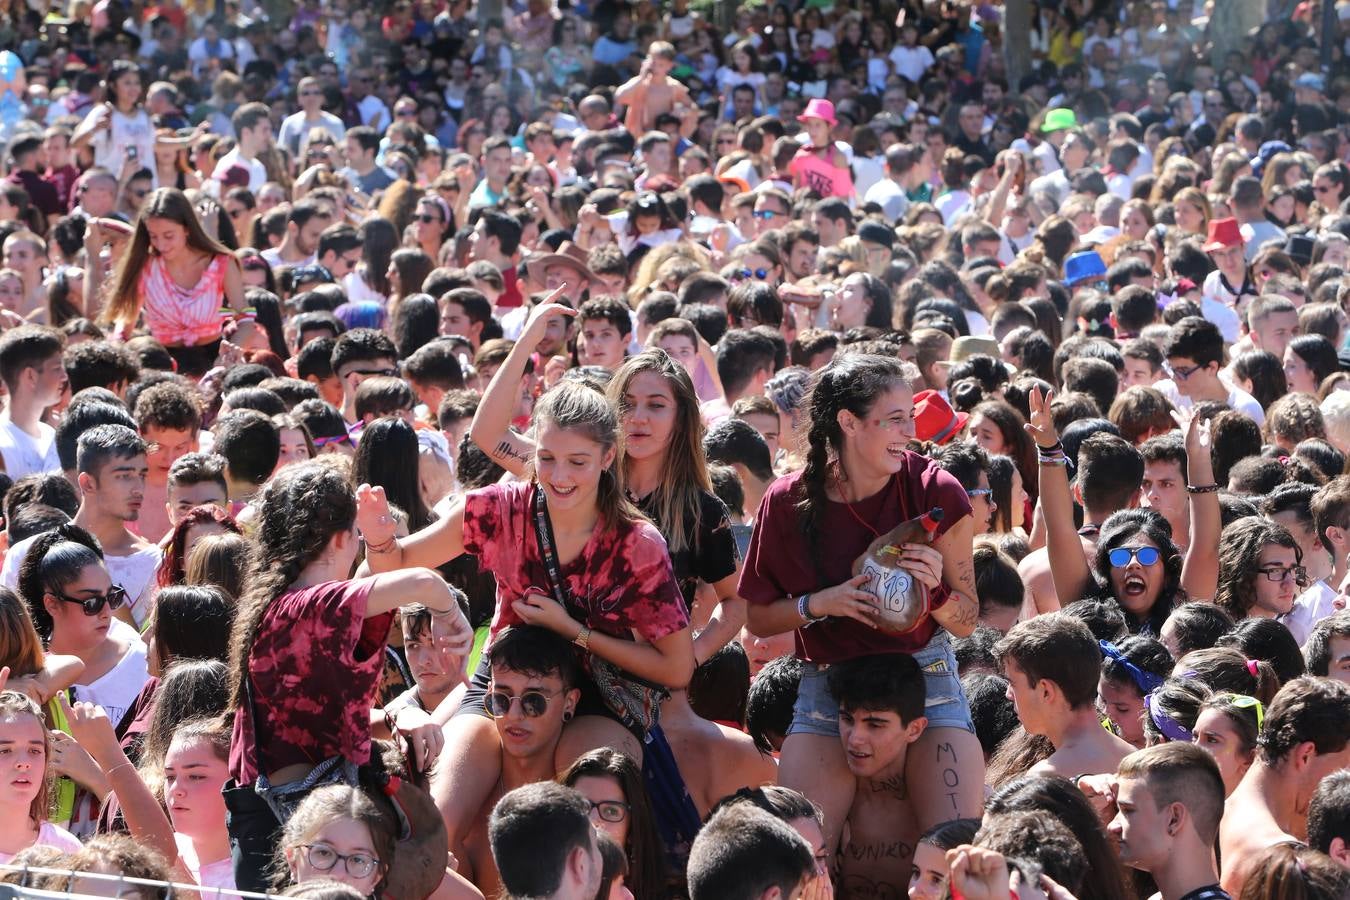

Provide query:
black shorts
left=167, top=340, right=222, bottom=378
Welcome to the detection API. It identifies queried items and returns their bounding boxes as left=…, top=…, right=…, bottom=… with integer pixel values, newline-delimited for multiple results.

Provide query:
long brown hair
left=226, top=463, right=356, bottom=713
left=0, top=586, right=45, bottom=676
left=608, top=349, right=710, bottom=554
left=101, top=188, right=234, bottom=330
left=533, top=381, right=642, bottom=530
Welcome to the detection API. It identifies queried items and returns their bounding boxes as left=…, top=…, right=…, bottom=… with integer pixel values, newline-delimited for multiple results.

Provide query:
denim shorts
left=787, top=631, right=975, bottom=737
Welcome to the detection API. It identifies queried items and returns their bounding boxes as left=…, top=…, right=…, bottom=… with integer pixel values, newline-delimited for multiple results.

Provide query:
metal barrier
left=0, top=865, right=275, bottom=900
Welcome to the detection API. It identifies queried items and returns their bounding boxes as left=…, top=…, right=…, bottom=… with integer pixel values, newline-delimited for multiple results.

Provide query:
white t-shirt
left=863, top=178, right=909, bottom=221
left=1199, top=271, right=1246, bottom=343
left=1, top=534, right=163, bottom=627
left=76, top=637, right=149, bottom=728
left=1283, top=579, right=1339, bottom=647
left=278, top=110, right=347, bottom=157
left=176, top=834, right=237, bottom=893
left=0, top=822, right=83, bottom=864
left=888, top=44, right=934, bottom=84
left=1154, top=378, right=1266, bottom=427
left=83, top=106, right=157, bottom=187
left=0, top=418, right=61, bottom=479
left=211, top=148, right=268, bottom=192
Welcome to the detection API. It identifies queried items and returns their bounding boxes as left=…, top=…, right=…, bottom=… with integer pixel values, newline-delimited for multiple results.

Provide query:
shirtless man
left=615, top=42, right=690, bottom=136
left=460, top=626, right=581, bottom=900
left=1219, top=677, right=1350, bottom=896
left=995, top=613, right=1134, bottom=778
left=660, top=687, right=777, bottom=817
left=827, top=653, right=929, bottom=900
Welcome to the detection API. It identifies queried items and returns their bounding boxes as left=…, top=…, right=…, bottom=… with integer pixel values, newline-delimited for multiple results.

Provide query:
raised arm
left=469, top=293, right=572, bottom=475
left=1177, top=411, right=1220, bottom=601
left=356, top=484, right=467, bottom=573
left=984, top=151, right=1022, bottom=228
left=1026, top=388, right=1094, bottom=605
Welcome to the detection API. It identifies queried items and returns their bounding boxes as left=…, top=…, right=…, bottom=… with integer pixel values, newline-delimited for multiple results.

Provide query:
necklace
left=833, top=470, right=896, bottom=539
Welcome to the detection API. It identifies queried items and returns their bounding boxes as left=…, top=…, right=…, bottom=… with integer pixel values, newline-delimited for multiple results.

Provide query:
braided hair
left=796, top=353, right=909, bottom=570
left=16, top=523, right=105, bottom=642
left=227, top=462, right=357, bottom=713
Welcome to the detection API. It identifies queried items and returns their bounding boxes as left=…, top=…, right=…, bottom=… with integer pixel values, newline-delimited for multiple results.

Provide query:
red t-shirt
left=738, top=452, right=972, bottom=662
left=462, top=481, right=689, bottom=645
left=229, top=579, right=393, bottom=784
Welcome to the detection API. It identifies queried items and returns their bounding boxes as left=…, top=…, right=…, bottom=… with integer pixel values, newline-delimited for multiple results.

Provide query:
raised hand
left=522, top=291, right=577, bottom=349
left=356, top=483, right=398, bottom=547
left=1024, top=386, right=1059, bottom=449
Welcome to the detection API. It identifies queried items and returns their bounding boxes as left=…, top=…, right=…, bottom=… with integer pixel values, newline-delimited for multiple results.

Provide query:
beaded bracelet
left=1185, top=483, right=1220, bottom=494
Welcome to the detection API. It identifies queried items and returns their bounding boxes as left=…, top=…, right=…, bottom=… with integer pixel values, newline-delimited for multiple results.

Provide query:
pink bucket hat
left=797, top=97, right=838, bottom=126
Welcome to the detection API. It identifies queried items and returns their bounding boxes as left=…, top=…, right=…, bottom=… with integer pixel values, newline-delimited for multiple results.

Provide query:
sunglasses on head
left=51, top=585, right=128, bottom=616
left=1108, top=546, right=1160, bottom=568
left=485, top=688, right=557, bottom=718
left=1215, top=693, right=1265, bottom=730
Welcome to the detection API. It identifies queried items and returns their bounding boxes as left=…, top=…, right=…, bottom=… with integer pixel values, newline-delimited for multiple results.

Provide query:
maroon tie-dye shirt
left=462, top=481, right=689, bottom=645
left=230, top=579, right=393, bottom=784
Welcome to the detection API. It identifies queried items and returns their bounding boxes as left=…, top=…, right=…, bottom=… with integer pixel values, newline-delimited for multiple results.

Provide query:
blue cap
left=1252, top=140, right=1292, bottom=176
left=1064, top=250, right=1107, bottom=286
left=1296, top=72, right=1326, bottom=93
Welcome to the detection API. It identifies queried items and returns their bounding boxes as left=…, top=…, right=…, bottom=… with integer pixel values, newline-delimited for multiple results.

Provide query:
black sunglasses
left=52, top=585, right=128, bottom=616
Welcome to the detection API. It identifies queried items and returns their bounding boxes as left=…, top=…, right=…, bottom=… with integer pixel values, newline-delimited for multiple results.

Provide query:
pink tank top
left=789, top=148, right=855, bottom=199
left=138, top=253, right=228, bottom=348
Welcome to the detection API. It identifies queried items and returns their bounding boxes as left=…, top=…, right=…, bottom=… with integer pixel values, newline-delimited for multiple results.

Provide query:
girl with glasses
left=279, top=784, right=394, bottom=896
left=18, top=524, right=147, bottom=733
left=560, top=748, right=667, bottom=900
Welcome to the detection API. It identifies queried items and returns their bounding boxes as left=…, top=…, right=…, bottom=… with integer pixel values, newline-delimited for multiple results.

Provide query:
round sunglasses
left=486, top=688, right=558, bottom=718
left=1108, top=547, right=1160, bottom=568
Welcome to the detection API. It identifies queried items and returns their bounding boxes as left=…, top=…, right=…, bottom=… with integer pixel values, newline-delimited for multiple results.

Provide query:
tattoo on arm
left=491, top=440, right=528, bottom=464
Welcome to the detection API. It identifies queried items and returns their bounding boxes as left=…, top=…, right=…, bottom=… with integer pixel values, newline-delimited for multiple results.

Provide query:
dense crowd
left=2, top=0, right=1350, bottom=898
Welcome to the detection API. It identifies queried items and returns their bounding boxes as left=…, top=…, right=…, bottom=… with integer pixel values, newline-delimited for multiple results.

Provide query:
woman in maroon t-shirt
left=740, top=354, right=987, bottom=858
left=224, top=462, right=471, bottom=894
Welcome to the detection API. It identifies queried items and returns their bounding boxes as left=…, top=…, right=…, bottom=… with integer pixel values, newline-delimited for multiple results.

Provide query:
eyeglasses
left=732, top=268, right=770, bottom=281
left=587, top=800, right=629, bottom=823
left=298, top=844, right=380, bottom=879
left=416, top=213, right=442, bottom=224
left=50, top=585, right=128, bottom=616
left=1108, top=546, right=1161, bottom=568
left=1214, top=693, right=1264, bottom=730
left=344, top=367, right=400, bottom=379
left=1165, top=362, right=1203, bottom=381
left=1256, top=564, right=1307, bottom=583
left=486, top=688, right=558, bottom=718
left=752, top=210, right=781, bottom=220
left=966, top=488, right=992, bottom=499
